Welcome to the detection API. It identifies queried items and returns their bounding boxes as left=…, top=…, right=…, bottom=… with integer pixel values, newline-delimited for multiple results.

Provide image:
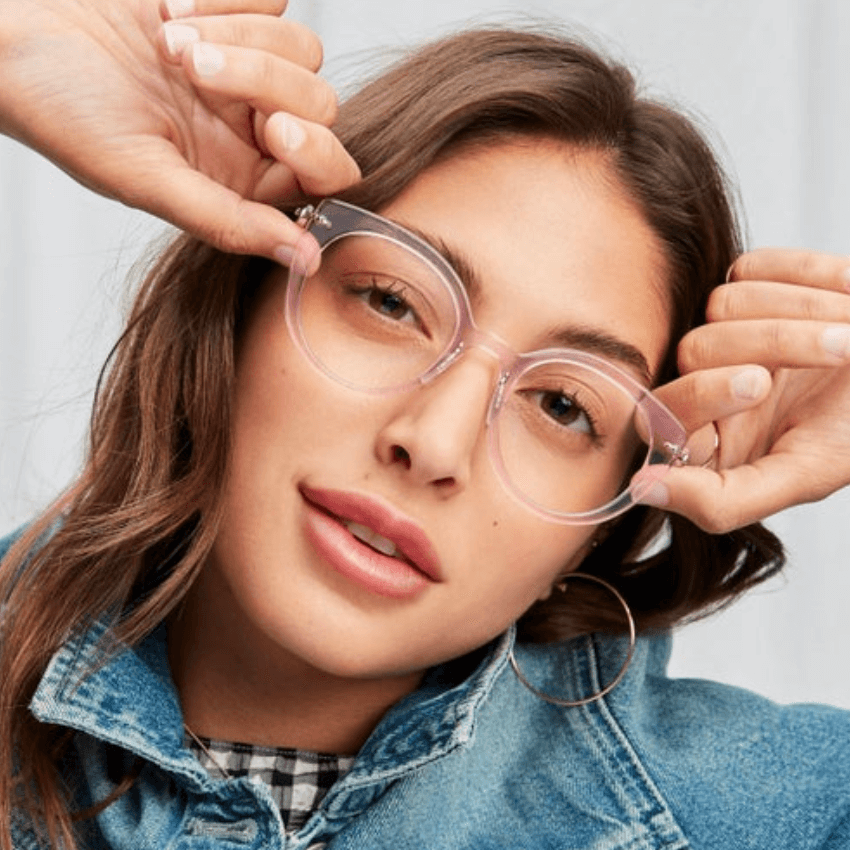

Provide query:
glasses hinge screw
left=666, top=442, right=690, bottom=466
left=295, top=205, right=332, bottom=230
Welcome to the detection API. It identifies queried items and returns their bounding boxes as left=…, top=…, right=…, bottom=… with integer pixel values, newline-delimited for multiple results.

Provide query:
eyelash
left=348, top=277, right=423, bottom=326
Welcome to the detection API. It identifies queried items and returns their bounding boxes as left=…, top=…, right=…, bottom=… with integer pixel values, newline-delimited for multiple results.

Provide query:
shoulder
left=406, top=633, right=850, bottom=847
left=488, top=634, right=850, bottom=848
left=0, top=525, right=22, bottom=561
left=585, top=632, right=850, bottom=848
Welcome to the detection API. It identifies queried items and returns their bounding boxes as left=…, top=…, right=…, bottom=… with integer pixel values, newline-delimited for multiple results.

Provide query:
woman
left=2, top=2, right=850, bottom=848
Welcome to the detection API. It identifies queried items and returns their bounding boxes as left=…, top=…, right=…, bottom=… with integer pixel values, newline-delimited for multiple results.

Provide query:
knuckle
left=312, top=127, right=360, bottom=186
left=705, top=282, right=738, bottom=321
left=687, top=376, right=715, bottom=413
left=697, top=509, right=736, bottom=535
left=307, top=129, right=339, bottom=184
left=312, top=79, right=338, bottom=125
left=676, top=328, right=711, bottom=373
left=798, top=289, right=824, bottom=321
left=792, top=250, right=822, bottom=283
left=254, top=52, right=279, bottom=96
left=209, top=210, right=253, bottom=256
left=346, top=152, right=362, bottom=183
left=230, top=18, right=254, bottom=49
left=292, top=22, right=324, bottom=71
left=727, top=253, right=755, bottom=282
left=688, top=494, right=742, bottom=534
left=763, top=319, right=787, bottom=358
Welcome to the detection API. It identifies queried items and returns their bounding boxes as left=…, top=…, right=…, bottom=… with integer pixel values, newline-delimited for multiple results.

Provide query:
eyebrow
left=394, top=219, right=653, bottom=386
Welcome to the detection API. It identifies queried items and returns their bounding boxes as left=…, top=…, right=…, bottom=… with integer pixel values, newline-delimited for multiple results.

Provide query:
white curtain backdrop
left=1, top=0, right=848, bottom=708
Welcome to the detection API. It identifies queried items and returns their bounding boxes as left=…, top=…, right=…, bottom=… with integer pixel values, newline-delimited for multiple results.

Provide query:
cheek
left=465, top=509, right=596, bottom=604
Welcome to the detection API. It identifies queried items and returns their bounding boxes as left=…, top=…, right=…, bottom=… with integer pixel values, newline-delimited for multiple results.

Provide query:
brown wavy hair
left=0, top=26, right=783, bottom=849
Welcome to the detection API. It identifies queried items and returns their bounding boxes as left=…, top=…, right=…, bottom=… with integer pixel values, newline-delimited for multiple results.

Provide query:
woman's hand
left=634, top=249, right=850, bottom=532
left=0, top=0, right=360, bottom=260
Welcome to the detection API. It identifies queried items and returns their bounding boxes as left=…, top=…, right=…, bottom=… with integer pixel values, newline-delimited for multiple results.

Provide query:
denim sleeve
left=11, top=808, right=44, bottom=850
left=0, top=526, right=23, bottom=561
left=823, top=807, right=850, bottom=849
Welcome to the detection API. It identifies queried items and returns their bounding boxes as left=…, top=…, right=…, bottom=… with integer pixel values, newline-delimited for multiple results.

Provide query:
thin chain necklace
left=183, top=723, right=233, bottom=780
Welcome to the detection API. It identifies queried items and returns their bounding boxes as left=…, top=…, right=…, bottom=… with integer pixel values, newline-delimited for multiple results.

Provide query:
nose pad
left=375, top=351, right=499, bottom=490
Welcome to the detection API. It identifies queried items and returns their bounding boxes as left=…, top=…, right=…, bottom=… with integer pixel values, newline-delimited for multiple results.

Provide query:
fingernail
left=634, top=479, right=670, bottom=508
left=631, top=468, right=670, bottom=508
left=163, top=22, right=199, bottom=58
left=192, top=43, right=225, bottom=77
left=276, top=233, right=321, bottom=275
left=275, top=114, right=306, bottom=152
left=273, top=245, right=295, bottom=267
left=164, top=0, right=195, bottom=18
left=841, top=265, right=850, bottom=293
left=821, top=325, right=850, bottom=359
left=731, top=367, right=769, bottom=400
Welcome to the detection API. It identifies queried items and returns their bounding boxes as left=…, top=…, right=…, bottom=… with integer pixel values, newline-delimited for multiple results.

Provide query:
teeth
left=345, top=521, right=400, bottom=557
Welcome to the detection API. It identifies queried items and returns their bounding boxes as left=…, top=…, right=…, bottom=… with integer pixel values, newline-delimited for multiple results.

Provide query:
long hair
left=0, top=27, right=783, bottom=849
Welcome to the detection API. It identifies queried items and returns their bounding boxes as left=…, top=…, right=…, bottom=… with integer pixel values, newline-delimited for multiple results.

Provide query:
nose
left=374, top=350, right=498, bottom=493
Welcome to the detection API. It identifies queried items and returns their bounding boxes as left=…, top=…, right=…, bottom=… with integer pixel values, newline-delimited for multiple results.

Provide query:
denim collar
left=29, top=617, right=515, bottom=817
left=29, top=620, right=209, bottom=788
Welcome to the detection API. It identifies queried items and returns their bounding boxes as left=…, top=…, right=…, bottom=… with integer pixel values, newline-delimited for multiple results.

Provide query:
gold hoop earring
left=509, top=573, right=636, bottom=708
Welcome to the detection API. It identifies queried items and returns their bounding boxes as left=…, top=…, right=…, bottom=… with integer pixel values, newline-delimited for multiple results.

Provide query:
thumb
left=630, top=454, right=809, bottom=533
left=126, top=159, right=314, bottom=262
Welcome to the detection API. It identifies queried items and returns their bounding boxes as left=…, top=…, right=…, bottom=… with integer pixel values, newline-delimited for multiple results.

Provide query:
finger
left=729, top=247, right=850, bottom=294
left=161, top=0, right=287, bottom=20
left=631, top=452, right=831, bottom=533
left=678, top=319, right=850, bottom=372
left=160, top=15, right=321, bottom=71
left=139, top=161, right=320, bottom=264
left=683, top=423, right=720, bottom=469
left=259, top=112, right=361, bottom=198
left=651, top=365, right=772, bottom=434
left=708, top=280, right=850, bottom=324
left=185, top=42, right=338, bottom=126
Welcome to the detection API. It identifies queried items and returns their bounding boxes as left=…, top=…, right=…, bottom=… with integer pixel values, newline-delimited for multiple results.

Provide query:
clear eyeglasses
left=287, top=199, right=689, bottom=525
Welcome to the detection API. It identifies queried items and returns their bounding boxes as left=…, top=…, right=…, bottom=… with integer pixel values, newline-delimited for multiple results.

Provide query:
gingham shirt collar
left=184, top=733, right=355, bottom=833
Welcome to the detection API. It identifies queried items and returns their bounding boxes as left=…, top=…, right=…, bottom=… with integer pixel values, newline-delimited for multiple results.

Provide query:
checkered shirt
left=185, top=734, right=355, bottom=834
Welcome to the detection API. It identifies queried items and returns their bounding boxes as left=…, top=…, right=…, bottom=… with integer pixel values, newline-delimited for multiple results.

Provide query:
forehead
left=380, top=140, right=671, bottom=379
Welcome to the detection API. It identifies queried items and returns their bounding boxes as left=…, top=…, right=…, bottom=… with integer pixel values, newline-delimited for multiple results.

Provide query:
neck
left=167, top=568, right=424, bottom=755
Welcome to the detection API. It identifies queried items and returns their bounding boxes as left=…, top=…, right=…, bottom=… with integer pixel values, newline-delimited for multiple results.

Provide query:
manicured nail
left=821, top=325, right=850, bottom=359
left=276, top=233, right=321, bottom=275
left=192, top=43, right=225, bottom=77
left=164, top=0, right=195, bottom=19
left=631, top=468, right=670, bottom=508
left=731, top=367, right=769, bottom=400
left=163, top=23, right=199, bottom=58
left=634, top=479, right=669, bottom=508
left=275, top=114, right=306, bottom=152
left=273, top=245, right=295, bottom=267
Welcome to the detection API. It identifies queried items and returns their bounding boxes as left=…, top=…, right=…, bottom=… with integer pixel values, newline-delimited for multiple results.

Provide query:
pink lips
left=300, top=485, right=443, bottom=600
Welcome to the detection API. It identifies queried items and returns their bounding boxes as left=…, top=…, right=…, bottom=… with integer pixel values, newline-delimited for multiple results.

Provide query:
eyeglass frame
left=286, top=198, right=689, bottom=525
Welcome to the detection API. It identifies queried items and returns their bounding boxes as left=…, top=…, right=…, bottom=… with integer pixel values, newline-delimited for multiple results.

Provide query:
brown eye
left=539, top=391, right=593, bottom=434
left=368, top=287, right=410, bottom=320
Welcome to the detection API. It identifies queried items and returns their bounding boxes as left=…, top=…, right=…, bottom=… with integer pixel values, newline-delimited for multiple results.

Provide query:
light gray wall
left=2, top=0, right=848, bottom=707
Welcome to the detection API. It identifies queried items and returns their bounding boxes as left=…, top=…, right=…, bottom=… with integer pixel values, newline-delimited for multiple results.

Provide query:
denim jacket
left=7, top=534, right=850, bottom=849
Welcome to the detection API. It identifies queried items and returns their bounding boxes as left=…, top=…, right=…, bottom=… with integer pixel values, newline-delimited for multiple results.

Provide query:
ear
left=535, top=534, right=599, bottom=602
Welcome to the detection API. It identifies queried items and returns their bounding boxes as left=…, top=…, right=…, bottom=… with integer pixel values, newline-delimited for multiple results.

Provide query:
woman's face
left=205, top=139, right=669, bottom=681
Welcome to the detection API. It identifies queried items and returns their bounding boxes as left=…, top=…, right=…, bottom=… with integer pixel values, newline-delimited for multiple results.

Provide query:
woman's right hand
left=0, top=0, right=360, bottom=260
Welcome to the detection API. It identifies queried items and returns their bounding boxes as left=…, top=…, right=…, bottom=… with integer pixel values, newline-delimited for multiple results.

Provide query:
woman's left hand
left=634, top=248, right=850, bottom=532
